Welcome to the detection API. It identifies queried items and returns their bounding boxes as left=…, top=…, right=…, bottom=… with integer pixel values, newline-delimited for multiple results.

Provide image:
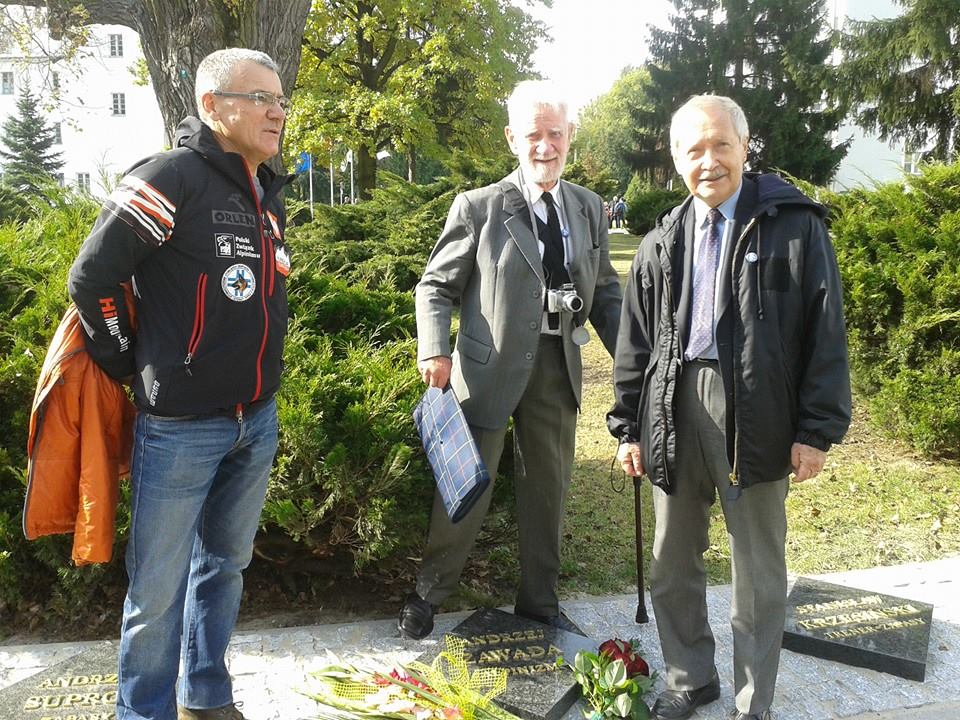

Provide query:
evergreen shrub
left=825, top=163, right=960, bottom=456
left=0, top=178, right=440, bottom=620
left=623, top=175, right=687, bottom=235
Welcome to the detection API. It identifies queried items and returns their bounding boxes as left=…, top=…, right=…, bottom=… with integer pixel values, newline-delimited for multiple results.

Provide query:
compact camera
left=546, top=283, right=583, bottom=314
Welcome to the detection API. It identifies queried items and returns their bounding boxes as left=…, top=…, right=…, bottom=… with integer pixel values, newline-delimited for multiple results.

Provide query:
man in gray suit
left=399, top=80, right=623, bottom=640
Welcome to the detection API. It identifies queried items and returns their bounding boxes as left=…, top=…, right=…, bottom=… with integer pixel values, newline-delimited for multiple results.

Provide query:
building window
left=109, top=34, right=123, bottom=57
left=112, top=92, right=126, bottom=116
left=76, top=173, right=91, bottom=193
left=53, top=122, right=62, bottom=144
left=903, top=150, right=923, bottom=176
left=1, top=72, right=13, bottom=95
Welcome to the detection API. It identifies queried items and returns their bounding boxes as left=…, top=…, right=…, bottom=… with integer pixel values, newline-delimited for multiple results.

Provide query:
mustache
left=699, top=171, right=728, bottom=181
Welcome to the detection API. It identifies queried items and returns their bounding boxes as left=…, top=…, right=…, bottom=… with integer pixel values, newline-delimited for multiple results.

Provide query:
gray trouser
left=416, top=335, right=578, bottom=616
left=650, top=360, right=788, bottom=715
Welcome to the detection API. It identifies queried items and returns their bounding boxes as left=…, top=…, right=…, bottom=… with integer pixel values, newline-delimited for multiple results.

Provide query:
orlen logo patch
left=221, top=264, right=256, bottom=302
left=215, top=233, right=235, bottom=257
left=212, top=209, right=256, bottom=227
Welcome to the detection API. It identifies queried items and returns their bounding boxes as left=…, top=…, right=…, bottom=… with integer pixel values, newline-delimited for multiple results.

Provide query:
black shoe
left=398, top=592, right=435, bottom=640
left=650, top=670, right=721, bottom=720
left=728, top=710, right=772, bottom=720
left=513, top=607, right=587, bottom=636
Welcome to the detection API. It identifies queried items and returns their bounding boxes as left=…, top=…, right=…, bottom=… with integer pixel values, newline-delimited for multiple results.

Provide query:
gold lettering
left=527, top=645, right=546, bottom=659
left=514, top=648, right=530, bottom=661
left=795, top=595, right=885, bottom=616
left=546, top=644, right=563, bottom=659
left=25, top=696, right=44, bottom=710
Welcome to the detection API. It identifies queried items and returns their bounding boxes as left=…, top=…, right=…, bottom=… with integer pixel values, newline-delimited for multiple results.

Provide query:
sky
left=519, top=0, right=901, bottom=121
left=520, top=0, right=674, bottom=118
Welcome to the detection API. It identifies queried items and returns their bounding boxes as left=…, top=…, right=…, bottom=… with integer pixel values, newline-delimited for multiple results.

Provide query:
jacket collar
left=174, top=116, right=292, bottom=203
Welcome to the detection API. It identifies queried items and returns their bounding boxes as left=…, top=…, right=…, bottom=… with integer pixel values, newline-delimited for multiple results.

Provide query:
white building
left=830, top=0, right=913, bottom=190
left=0, top=10, right=164, bottom=197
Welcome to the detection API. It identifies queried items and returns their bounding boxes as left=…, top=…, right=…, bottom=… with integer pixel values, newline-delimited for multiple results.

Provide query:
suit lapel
left=561, top=181, right=592, bottom=291
left=500, top=170, right=545, bottom=281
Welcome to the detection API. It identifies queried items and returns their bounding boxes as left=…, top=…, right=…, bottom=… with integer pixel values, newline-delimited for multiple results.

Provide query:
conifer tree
left=0, top=84, right=63, bottom=194
left=837, top=0, right=960, bottom=161
left=638, top=0, right=849, bottom=184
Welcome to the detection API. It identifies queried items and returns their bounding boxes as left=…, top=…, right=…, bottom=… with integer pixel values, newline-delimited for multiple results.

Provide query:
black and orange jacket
left=68, top=117, right=292, bottom=416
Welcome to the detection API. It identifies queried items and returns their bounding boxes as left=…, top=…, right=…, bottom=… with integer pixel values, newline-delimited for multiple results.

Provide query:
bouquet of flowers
left=306, top=635, right=519, bottom=720
left=565, top=638, right=656, bottom=720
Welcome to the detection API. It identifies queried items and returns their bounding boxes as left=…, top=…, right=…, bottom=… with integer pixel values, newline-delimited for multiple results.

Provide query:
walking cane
left=634, top=475, right=649, bottom=623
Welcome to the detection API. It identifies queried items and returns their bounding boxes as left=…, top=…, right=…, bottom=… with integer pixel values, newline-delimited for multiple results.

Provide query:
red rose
left=598, top=638, right=650, bottom=677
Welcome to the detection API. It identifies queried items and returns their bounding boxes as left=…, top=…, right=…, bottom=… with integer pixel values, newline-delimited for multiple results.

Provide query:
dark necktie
left=540, top=191, right=567, bottom=288
left=686, top=208, right=723, bottom=359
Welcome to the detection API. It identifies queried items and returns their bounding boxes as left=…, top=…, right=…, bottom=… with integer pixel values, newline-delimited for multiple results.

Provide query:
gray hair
left=195, top=48, right=280, bottom=118
left=670, top=94, right=749, bottom=151
left=506, top=80, right=571, bottom=128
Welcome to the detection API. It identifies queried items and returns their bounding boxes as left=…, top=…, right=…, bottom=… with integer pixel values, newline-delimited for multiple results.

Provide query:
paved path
left=3, top=557, right=958, bottom=720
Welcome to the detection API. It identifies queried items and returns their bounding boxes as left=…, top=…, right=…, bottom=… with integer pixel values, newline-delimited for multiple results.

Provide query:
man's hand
left=617, top=441, right=644, bottom=477
left=791, top=442, right=827, bottom=483
left=418, top=356, right=451, bottom=388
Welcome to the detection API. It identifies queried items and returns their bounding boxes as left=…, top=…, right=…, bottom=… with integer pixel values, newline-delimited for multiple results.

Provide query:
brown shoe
left=177, top=702, right=246, bottom=719
left=651, top=670, right=721, bottom=720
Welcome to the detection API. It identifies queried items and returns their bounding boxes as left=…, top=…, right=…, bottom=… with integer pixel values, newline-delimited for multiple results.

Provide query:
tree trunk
left=407, top=148, right=416, bottom=184
left=13, top=1, right=310, bottom=165
left=356, top=144, right=376, bottom=200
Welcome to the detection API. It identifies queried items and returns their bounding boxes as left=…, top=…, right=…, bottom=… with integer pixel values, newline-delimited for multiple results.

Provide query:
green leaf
left=614, top=692, right=634, bottom=717
left=603, top=660, right=628, bottom=689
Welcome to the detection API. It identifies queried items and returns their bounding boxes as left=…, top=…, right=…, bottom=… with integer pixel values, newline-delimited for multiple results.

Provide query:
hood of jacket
left=172, top=116, right=290, bottom=203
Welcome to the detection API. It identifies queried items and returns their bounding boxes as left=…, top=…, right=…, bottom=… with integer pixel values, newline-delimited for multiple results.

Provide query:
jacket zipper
left=184, top=273, right=208, bottom=376
left=243, top=167, right=270, bottom=402
left=660, top=240, right=677, bottom=491
left=726, top=216, right=760, bottom=488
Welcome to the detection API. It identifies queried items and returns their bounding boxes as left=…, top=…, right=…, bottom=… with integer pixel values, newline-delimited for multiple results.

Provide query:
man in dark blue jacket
left=608, top=95, right=851, bottom=720
left=69, top=48, right=291, bottom=720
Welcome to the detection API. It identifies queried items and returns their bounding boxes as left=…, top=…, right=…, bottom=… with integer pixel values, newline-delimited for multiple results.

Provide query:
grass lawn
left=451, top=232, right=960, bottom=610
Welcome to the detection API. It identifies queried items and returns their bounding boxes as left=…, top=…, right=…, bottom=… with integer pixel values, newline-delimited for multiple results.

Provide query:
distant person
left=608, top=94, right=851, bottom=720
left=69, top=48, right=292, bottom=720
left=615, top=196, right=627, bottom=229
left=604, top=199, right=612, bottom=227
left=398, top=80, right=622, bottom=640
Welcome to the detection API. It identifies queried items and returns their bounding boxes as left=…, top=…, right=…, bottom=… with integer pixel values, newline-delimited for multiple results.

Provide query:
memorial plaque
left=783, top=576, right=933, bottom=681
left=418, top=609, right=597, bottom=720
left=0, top=642, right=118, bottom=719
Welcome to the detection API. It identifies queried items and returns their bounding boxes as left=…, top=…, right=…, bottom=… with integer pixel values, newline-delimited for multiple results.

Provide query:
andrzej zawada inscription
left=459, top=626, right=565, bottom=676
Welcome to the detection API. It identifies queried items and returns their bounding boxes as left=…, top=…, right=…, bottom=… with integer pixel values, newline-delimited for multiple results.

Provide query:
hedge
left=817, top=163, right=960, bottom=457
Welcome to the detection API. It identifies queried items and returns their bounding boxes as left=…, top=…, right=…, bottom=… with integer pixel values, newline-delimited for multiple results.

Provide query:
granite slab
left=0, top=641, right=118, bottom=720
left=782, top=576, right=933, bottom=681
left=417, top=608, right=597, bottom=720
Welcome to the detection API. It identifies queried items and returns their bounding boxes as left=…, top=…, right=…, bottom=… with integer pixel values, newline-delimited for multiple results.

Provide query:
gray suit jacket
left=416, top=169, right=622, bottom=430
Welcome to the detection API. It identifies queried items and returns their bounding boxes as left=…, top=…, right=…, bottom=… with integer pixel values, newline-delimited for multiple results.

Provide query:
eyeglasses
left=213, top=90, right=291, bottom=112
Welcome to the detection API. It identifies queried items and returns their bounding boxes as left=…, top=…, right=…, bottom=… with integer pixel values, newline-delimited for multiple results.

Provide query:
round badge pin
left=746, top=252, right=759, bottom=263
left=571, top=326, right=591, bottom=346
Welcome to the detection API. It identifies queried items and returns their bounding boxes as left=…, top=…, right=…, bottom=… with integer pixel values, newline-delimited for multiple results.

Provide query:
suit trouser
left=650, top=360, right=788, bottom=715
left=416, top=335, right=578, bottom=616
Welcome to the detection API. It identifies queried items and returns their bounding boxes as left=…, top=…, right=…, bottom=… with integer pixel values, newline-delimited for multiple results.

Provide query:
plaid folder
left=412, top=386, right=490, bottom=524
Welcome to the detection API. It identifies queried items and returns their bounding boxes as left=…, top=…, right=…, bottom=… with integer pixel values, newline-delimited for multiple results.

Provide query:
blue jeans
left=116, top=398, right=278, bottom=720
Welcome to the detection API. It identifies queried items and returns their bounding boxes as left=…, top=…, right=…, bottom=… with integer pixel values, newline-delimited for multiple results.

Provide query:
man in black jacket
left=608, top=95, right=851, bottom=720
left=69, top=48, right=291, bottom=720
